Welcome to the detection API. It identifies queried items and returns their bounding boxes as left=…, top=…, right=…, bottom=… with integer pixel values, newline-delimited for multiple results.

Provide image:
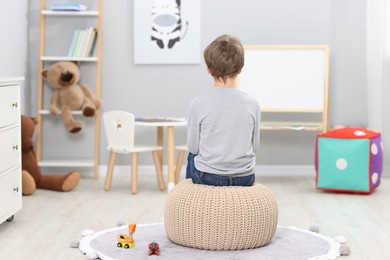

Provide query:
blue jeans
left=186, top=153, right=255, bottom=186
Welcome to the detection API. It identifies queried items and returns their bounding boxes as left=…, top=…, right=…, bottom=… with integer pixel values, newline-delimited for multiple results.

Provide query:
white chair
left=174, top=145, right=188, bottom=184
left=103, top=111, right=165, bottom=194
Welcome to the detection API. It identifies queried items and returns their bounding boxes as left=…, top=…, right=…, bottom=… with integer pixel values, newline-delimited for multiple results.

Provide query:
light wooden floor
left=0, top=171, right=389, bottom=260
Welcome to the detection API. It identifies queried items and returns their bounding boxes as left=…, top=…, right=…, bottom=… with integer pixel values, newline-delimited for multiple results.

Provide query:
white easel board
left=240, top=45, right=330, bottom=131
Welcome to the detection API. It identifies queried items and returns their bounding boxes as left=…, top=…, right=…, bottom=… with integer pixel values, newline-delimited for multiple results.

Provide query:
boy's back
left=187, top=87, right=260, bottom=176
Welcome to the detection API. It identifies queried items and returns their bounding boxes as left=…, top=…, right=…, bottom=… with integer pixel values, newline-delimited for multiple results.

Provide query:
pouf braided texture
left=164, top=179, right=278, bottom=250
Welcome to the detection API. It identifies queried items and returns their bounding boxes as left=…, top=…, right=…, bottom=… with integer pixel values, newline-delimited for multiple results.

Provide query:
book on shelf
left=67, top=30, right=79, bottom=57
left=84, top=28, right=97, bottom=57
left=81, top=27, right=94, bottom=57
left=88, top=30, right=98, bottom=57
left=67, top=28, right=97, bottom=57
left=77, top=29, right=88, bottom=57
left=50, top=4, right=87, bottom=11
left=72, top=30, right=83, bottom=57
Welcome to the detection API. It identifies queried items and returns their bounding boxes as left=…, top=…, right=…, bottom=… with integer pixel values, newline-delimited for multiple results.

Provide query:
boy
left=186, top=34, right=260, bottom=186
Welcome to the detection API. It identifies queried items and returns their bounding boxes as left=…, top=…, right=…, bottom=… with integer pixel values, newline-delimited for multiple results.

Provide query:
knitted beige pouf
left=164, top=179, right=278, bottom=250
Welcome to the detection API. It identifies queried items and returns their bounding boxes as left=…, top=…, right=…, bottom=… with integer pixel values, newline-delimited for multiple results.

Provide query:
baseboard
left=254, top=165, right=315, bottom=176
left=98, top=165, right=316, bottom=177
left=384, top=165, right=389, bottom=177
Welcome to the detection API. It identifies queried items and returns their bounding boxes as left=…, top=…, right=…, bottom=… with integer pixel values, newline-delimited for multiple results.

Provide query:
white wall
left=0, top=2, right=28, bottom=77
left=25, top=0, right=371, bottom=168
left=0, top=1, right=29, bottom=113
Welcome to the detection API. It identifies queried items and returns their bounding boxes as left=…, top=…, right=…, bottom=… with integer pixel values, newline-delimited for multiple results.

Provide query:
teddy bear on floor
left=41, top=61, right=100, bottom=133
left=21, top=115, right=81, bottom=195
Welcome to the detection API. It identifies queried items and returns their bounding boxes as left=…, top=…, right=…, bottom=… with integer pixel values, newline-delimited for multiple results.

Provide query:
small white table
left=135, top=118, right=187, bottom=191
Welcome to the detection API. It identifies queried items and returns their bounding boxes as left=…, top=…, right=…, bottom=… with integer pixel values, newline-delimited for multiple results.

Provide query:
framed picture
left=134, top=0, right=201, bottom=64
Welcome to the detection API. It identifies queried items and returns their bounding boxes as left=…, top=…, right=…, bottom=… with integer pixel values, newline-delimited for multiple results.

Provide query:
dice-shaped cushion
left=315, top=127, right=383, bottom=194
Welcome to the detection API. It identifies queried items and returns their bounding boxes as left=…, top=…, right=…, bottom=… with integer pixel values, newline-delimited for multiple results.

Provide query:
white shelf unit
left=41, top=10, right=99, bottom=16
left=38, top=160, right=94, bottom=168
left=0, top=78, right=23, bottom=224
left=37, top=0, right=102, bottom=179
left=41, top=57, right=98, bottom=62
left=39, top=109, right=84, bottom=115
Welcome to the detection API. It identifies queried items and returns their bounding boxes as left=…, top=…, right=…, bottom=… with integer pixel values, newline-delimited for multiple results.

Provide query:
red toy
left=148, top=242, right=160, bottom=256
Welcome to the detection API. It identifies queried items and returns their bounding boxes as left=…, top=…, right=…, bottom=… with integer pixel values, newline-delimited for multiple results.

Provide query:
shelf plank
left=260, top=121, right=323, bottom=131
left=38, top=160, right=94, bottom=167
left=41, top=57, right=98, bottom=62
left=260, top=126, right=322, bottom=131
left=42, top=10, right=99, bottom=16
left=39, top=110, right=83, bottom=115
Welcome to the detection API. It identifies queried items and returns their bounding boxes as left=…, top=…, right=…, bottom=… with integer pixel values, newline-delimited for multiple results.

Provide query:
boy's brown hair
left=203, top=35, right=245, bottom=83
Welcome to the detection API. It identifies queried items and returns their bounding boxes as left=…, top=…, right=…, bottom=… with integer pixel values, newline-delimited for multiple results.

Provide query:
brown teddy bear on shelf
left=41, top=61, right=100, bottom=133
left=21, top=115, right=81, bottom=195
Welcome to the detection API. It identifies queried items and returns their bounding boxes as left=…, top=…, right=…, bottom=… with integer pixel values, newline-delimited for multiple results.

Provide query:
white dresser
left=0, top=78, right=23, bottom=224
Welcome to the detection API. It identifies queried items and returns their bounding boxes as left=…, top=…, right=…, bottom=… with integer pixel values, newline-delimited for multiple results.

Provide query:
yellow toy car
left=117, top=234, right=135, bottom=248
left=117, top=224, right=136, bottom=249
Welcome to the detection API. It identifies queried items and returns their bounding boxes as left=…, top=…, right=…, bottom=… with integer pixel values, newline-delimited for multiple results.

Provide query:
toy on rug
left=21, top=115, right=81, bottom=195
left=117, top=224, right=137, bottom=249
left=148, top=242, right=160, bottom=256
left=315, top=127, right=383, bottom=194
left=41, top=61, right=100, bottom=133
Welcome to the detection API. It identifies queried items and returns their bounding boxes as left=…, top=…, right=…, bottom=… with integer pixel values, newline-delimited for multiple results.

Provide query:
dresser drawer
left=0, top=84, right=20, bottom=128
left=0, top=126, right=20, bottom=174
left=0, top=167, right=22, bottom=219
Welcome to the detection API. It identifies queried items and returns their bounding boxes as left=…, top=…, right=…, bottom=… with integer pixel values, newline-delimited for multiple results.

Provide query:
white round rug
left=79, top=223, right=341, bottom=260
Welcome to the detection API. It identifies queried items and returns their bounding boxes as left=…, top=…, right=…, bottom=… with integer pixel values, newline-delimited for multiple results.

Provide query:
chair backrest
left=103, top=111, right=135, bottom=152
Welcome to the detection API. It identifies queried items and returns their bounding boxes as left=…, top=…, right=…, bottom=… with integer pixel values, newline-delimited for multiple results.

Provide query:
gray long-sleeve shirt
left=187, top=87, right=260, bottom=176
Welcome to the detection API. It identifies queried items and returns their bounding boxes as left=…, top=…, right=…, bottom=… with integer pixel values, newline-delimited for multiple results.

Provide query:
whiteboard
left=240, top=45, right=329, bottom=112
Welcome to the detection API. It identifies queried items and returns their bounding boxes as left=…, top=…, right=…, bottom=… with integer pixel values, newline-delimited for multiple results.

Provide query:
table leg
left=157, top=126, right=164, bottom=171
left=167, top=126, right=175, bottom=191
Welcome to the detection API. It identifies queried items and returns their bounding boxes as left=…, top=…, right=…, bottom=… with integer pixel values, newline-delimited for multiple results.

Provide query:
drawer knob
left=13, top=145, right=18, bottom=150
left=14, top=187, right=19, bottom=192
left=12, top=102, right=18, bottom=108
